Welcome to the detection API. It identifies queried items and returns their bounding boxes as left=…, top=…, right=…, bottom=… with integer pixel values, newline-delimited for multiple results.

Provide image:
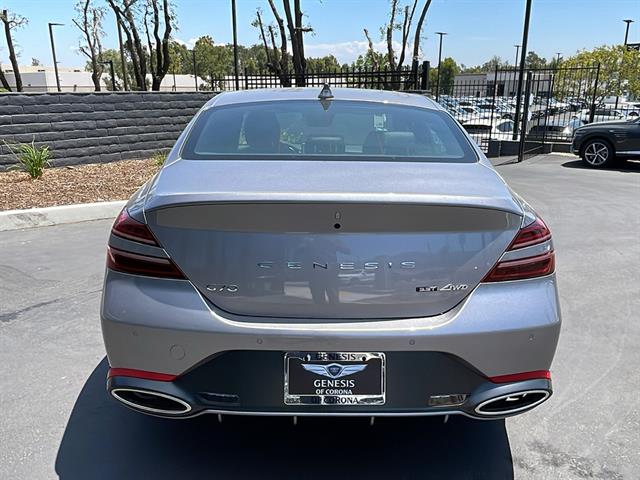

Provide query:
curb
left=0, top=201, right=126, bottom=232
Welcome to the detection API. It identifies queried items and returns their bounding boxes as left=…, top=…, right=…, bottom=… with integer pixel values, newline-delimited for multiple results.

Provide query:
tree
left=107, top=0, right=147, bottom=90
left=282, top=0, right=312, bottom=86
left=462, top=56, right=510, bottom=73
left=31, top=58, right=42, bottom=66
left=252, top=6, right=291, bottom=86
left=352, top=49, right=390, bottom=70
left=525, top=50, right=547, bottom=69
left=237, top=44, right=270, bottom=74
left=86, top=48, right=135, bottom=90
left=142, top=0, right=173, bottom=90
left=253, top=0, right=312, bottom=86
left=168, top=40, right=191, bottom=74
left=0, top=9, right=27, bottom=92
left=562, top=45, right=640, bottom=103
left=306, top=55, right=340, bottom=72
left=192, top=36, right=232, bottom=88
left=73, top=0, right=106, bottom=91
left=429, top=57, right=459, bottom=94
left=364, top=0, right=433, bottom=88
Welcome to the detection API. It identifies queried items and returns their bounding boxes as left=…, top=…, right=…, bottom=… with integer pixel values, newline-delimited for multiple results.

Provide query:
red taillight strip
left=483, top=251, right=555, bottom=282
left=510, top=217, right=552, bottom=250
left=107, top=246, right=185, bottom=279
left=112, top=209, right=159, bottom=246
left=108, top=368, right=177, bottom=382
left=489, top=370, right=551, bottom=383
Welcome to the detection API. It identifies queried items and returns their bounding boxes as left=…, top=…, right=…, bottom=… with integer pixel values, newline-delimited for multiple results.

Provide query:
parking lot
left=0, top=154, right=638, bottom=479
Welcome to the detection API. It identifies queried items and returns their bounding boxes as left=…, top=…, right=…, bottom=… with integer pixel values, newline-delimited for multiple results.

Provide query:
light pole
left=555, top=52, right=562, bottom=66
left=512, top=0, right=532, bottom=141
left=231, top=0, right=240, bottom=90
left=435, top=31, right=447, bottom=102
left=102, top=60, right=116, bottom=91
left=514, top=44, right=521, bottom=68
left=623, top=19, right=634, bottom=45
left=116, top=18, right=128, bottom=91
left=48, top=22, right=63, bottom=92
left=192, top=50, right=198, bottom=91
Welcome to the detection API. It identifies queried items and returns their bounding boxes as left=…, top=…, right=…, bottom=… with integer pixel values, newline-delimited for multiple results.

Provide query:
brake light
left=107, top=209, right=185, bottom=279
left=509, top=217, right=551, bottom=250
left=112, top=209, right=158, bottom=245
left=483, top=215, right=555, bottom=282
left=107, top=246, right=185, bottom=279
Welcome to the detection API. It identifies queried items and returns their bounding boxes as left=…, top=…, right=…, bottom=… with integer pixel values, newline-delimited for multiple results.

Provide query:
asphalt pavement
left=0, top=154, right=638, bottom=479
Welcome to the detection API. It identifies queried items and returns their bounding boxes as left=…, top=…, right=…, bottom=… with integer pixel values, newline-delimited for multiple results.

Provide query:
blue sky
left=0, top=0, right=638, bottom=69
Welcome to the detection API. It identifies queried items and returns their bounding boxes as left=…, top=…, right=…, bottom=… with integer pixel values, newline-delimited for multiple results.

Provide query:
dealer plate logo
left=302, top=363, right=367, bottom=379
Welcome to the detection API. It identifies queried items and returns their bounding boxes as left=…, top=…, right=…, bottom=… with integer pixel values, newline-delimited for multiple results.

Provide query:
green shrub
left=4, top=139, right=51, bottom=179
left=152, top=151, right=168, bottom=167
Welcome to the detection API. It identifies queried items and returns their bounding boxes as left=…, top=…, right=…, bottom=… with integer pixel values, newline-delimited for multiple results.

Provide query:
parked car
left=462, top=118, right=515, bottom=143
left=102, top=87, right=560, bottom=420
left=528, top=118, right=585, bottom=141
left=576, top=108, right=625, bottom=124
left=571, top=117, right=640, bottom=168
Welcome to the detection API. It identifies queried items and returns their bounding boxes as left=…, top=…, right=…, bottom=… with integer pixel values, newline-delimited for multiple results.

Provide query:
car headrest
left=304, top=136, right=345, bottom=154
left=381, top=131, right=416, bottom=155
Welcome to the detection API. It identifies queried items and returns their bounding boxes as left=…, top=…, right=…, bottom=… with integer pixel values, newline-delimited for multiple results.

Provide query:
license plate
left=284, top=352, right=385, bottom=406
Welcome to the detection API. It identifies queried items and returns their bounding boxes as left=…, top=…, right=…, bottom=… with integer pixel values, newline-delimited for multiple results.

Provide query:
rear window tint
left=182, top=100, right=477, bottom=163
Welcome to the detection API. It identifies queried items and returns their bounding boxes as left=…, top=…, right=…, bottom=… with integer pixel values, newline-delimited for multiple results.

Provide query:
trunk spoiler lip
left=143, top=194, right=523, bottom=216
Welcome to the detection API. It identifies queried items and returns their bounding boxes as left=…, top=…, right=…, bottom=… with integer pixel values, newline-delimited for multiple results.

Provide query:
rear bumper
left=107, top=351, right=553, bottom=419
left=101, top=269, right=561, bottom=417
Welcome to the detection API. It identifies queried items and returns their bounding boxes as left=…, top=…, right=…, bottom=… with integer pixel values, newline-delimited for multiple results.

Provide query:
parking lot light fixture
left=623, top=19, right=634, bottom=45
left=48, top=22, right=64, bottom=93
left=435, top=32, right=447, bottom=102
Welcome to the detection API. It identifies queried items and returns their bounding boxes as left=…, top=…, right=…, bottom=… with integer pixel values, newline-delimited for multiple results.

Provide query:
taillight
left=107, top=209, right=185, bottom=279
left=107, top=247, right=185, bottom=279
left=509, top=217, right=552, bottom=250
left=112, top=209, right=158, bottom=245
left=483, top=215, right=555, bottom=282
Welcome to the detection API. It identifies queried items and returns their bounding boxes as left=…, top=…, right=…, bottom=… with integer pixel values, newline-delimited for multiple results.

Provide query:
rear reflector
left=112, top=209, right=159, bottom=246
left=489, top=370, right=551, bottom=383
left=107, top=246, right=185, bottom=279
left=108, top=368, right=177, bottom=382
left=483, top=214, right=555, bottom=282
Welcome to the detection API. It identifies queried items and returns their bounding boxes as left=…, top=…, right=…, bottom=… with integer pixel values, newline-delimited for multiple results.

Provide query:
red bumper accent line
left=489, top=370, right=551, bottom=383
left=108, top=368, right=177, bottom=382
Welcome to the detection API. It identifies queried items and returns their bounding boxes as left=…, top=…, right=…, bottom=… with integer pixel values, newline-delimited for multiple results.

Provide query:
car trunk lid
left=144, top=160, right=522, bottom=320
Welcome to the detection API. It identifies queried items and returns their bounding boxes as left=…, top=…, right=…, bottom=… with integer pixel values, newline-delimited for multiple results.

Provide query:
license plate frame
left=284, top=352, right=386, bottom=406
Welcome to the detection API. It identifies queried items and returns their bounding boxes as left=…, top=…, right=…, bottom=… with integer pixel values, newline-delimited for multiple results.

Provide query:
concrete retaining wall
left=0, top=92, right=217, bottom=170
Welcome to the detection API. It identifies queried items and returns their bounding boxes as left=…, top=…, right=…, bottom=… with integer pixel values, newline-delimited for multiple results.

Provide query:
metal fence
left=433, top=64, right=640, bottom=156
left=210, top=63, right=431, bottom=92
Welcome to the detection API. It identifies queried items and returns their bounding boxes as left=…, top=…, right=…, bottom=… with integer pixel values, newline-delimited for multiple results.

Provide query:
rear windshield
left=181, top=100, right=477, bottom=163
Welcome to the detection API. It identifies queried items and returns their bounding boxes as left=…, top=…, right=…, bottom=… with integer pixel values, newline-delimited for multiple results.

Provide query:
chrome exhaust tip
left=474, top=390, right=550, bottom=416
left=111, top=388, right=192, bottom=415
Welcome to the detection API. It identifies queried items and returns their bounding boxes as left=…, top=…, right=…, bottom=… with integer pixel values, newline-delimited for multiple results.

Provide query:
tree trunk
left=108, top=1, right=147, bottom=91
left=283, top=0, right=305, bottom=86
left=0, top=68, right=11, bottom=91
left=91, top=59, right=102, bottom=91
left=2, top=10, right=22, bottom=92
left=265, top=0, right=292, bottom=87
left=411, top=0, right=432, bottom=64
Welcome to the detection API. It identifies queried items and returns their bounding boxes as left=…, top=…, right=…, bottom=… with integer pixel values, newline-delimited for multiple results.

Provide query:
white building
left=1, top=65, right=207, bottom=92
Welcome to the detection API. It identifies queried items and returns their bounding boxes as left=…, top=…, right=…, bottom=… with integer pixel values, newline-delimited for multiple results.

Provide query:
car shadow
left=55, top=358, right=514, bottom=480
left=561, top=159, right=640, bottom=172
